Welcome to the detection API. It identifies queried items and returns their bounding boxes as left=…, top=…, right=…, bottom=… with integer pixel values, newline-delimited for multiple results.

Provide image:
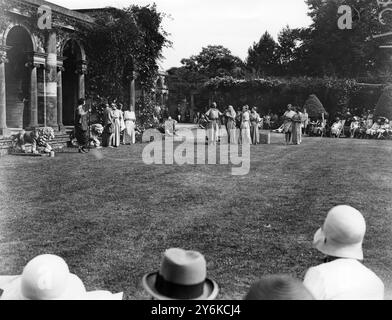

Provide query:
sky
left=49, top=0, right=313, bottom=70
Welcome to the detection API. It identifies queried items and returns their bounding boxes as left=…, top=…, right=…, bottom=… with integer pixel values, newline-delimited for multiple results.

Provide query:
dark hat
left=142, top=248, right=219, bottom=300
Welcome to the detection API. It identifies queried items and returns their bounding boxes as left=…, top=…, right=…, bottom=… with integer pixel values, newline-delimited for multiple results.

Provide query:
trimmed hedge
left=202, top=76, right=385, bottom=117
left=375, top=85, right=392, bottom=119
left=303, top=94, right=327, bottom=118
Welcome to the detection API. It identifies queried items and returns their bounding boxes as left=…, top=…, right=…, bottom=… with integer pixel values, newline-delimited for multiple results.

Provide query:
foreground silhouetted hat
left=0, top=254, right=123, bottom=300
left=244, top=274, right=314, bottom=300
left=142, top=248, right=219, bottom=300
left=313, top=205, right=366, bottom=260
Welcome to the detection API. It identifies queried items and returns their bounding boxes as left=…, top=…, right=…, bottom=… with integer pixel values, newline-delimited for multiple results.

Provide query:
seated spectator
left=0, top=254, right=123, bottom=300
left=164, top=116, right=178, bottom=136
left=142, top=248, right=219, bottom=300
left=245, top=274, right=314, bottom=300
left=350, top=117, right=361, bottom=138
left=376, top=119, right=390, bottom=140
left=303, top=205, right=384, bottom=300
left=331, top=118, right=343, bottom=138
left=356, top=118, right=368, bottom=139
left=366, top=119, right=381, bottom=138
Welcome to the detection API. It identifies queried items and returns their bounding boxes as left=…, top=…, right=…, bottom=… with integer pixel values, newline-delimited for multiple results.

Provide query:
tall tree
left=277, top=26, right=306, bottom=75
left=181, top=45, right=245, bottom=79
left=246, top=31, right=280, bottom=77
left=81, top=4, right=169, bottom=101
left=303, top=0, right=391, bottom=79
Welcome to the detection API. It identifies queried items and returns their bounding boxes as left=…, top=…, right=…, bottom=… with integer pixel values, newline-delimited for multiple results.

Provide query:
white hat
left=313, top=205, right=366, bottom=260
left=0, top=254, right=86, bottom=300
left=142, top=248, right=219, bottom=300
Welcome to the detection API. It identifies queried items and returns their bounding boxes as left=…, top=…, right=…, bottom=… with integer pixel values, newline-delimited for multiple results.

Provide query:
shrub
left=374, top=85, right=392, bottom=119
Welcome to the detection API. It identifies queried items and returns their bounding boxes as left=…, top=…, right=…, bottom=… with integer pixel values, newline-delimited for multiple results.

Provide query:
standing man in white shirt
left=303, top=205, right=384, bottom=300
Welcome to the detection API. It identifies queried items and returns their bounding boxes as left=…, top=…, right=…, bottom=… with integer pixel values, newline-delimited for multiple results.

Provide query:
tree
left=374, top=85, right=392, bottom=119
left=277, top=26, right=307, bottom=76
left=246, top=31, right=280, bottom=77
left=80, top=5, right=169, bottom=101
left=181, top=45, right=245, bottom=79
left=302, top=0, right=391, bottom=79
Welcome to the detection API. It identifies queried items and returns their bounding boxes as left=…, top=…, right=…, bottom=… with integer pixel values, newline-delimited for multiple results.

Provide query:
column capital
left=25, top=61, right=41, bottom=69
left=0, top=45, right=11, bottom=64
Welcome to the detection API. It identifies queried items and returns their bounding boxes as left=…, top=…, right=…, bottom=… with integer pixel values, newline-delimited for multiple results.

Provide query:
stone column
left=130, top=71, right=137, bottom=112
left=45, top=32, right=58, bottom=128
left=25, top=61, right=39, bottom=129
left=0, top=48, right=8, bottom=136
left=76, top=61, right=87, bottom=100
left=57, top=66, right=64, bottom=131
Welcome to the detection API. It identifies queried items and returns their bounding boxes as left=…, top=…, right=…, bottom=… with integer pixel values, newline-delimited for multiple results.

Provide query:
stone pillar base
left=0, top=128, right=11, bottom=137
left=58, top=123, right=65, bottom=133
left=25, top=125, right=39, bottom=131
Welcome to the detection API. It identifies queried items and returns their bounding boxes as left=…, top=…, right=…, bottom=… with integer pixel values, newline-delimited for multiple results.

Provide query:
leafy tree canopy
left=80, top=4, right=170, bottom=102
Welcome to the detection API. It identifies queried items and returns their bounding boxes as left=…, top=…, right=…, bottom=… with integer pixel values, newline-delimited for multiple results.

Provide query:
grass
left=0, top=133, right=392, bottom=300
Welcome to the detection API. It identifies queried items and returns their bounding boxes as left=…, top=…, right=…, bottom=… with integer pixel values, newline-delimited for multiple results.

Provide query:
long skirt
left=226, top=119, right=237, bottom=144
left=250, top=122, right=259, bottom=144
left=292, top=122, right=302, bottom=145
left=207, top=120, right=219, bottom=144
left=283, top=120, right=292, bottom=133
left=123, top=120, right=136, bottom=144
left=75, top=126, right=88, bottom=147
left=241, top=121, right=251, bottom=145
left=111, top=119, right=121, bottom=147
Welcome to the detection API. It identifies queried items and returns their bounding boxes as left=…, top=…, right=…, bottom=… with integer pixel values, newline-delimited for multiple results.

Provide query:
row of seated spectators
left=307, top=117, right=391, bottom=139
left=0, top=205, right=385, bottom=300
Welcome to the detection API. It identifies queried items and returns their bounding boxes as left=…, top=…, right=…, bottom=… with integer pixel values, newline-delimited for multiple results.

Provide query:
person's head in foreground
left=142, top=248, right=219, bottom=300
left=0, top=254, right=122, bottom=300
left=212, top=102, right=217, bottom=108
left=245, top=275, right=314, bottom=300
left=303, top=205, right=384, bottom=300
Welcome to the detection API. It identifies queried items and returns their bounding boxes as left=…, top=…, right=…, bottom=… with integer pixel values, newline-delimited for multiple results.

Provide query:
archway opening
left=5, top=26, right=33, bottom=129
left=62, top=40, right=82, bottom=126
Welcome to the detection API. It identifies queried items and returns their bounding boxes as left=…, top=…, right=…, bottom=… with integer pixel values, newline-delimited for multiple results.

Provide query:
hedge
left=202, top=76, right=385, bottom=117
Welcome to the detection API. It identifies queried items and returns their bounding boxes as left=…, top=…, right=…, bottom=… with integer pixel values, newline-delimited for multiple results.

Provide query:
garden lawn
left=0, top=133, right=392, bottom=300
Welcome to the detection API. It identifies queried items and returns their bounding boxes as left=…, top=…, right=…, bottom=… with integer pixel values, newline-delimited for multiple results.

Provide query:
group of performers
left=202, top=103, right=262, bottom=145
left=74, top=99, right=137, bottom=153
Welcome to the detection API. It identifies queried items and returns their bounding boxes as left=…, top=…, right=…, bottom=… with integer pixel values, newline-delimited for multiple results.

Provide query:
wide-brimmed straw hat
left=0, top=254, right=86, bottom=300
left=244, top=274, right=314, bottom=300
left=142, top=248, right=219, bottom=300
left=313, top=205, right=366, bottom=260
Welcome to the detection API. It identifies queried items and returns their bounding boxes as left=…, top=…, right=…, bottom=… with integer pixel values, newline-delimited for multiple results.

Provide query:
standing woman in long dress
left=74, top=98, right=90, bottom=153
left=291, top=107, right=302, bottom=145
left=123, top=106, right=136, bottom=144
left=110, top=103, right=123, bottom=147
left=225, top=105, right=237, bottom=144
left=241, top=105, right=251, bottom=145
left=205, top=102, right=223, bottom=145
left=283, top=104, right=296, bottom=145
left=250, top=107, right=261, bottom=145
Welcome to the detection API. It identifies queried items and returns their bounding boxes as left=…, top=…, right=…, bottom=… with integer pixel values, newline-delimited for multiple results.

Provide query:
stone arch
left=60, top=37, right=86, bottom=61
left=4, top=25, right=36, bottom=129
left=1, top=22, right=38, bottom=52
left=61, top=39, right=86, bottom=125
